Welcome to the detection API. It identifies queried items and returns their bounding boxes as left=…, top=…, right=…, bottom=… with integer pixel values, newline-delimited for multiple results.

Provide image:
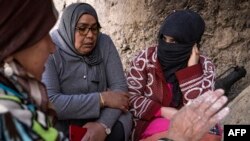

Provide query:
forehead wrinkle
left=76, top=23, right=97, bottom=27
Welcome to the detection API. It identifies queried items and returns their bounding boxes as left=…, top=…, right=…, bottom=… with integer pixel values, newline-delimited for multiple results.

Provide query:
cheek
left=93, top=37, right=97, bottom=46
left=38, top=43, right=53, bottom=68
left=74, top=33, right=82, bottom=49
left=36, top=52, right=49, bottom=68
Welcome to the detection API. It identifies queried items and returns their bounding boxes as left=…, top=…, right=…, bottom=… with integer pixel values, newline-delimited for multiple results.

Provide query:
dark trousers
left=106, top=121, right=125, bottom=141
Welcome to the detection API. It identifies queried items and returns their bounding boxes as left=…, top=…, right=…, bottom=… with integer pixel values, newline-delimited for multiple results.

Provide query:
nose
left=85, top=29, right=94, bottom=38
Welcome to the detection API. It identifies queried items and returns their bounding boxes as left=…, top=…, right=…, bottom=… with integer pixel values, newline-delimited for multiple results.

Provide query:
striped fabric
left=0, top=60, right=67, bottom=141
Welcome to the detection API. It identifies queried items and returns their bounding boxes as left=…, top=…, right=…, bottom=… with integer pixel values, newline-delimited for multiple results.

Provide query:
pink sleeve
left=141, top=118, right=171, bottom=139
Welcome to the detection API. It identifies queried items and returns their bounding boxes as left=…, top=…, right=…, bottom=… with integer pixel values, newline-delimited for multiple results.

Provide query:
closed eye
left=162, top=35, right=176, bottom=43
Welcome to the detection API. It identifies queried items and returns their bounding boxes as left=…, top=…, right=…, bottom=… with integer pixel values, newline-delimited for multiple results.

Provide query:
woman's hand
left=81, top=122, right=107, bottom=141
left=161, top=107, right=178, bottom=119
left=166, top=89, right=230, bottom=141
left=188, top=44, right=200, bottom=67
left=101, top=91, right=129, bottom=112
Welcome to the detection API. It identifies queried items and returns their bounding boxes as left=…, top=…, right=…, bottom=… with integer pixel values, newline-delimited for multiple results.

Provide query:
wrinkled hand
left=81, top=122, right=106, bottom=141
left=102, top=91, right=129, bottom=112
left=188, top=44, right=200, bottom=67
left=167, top=89, right=230, bottom=141
left=161, top=107, right=178, bottom=119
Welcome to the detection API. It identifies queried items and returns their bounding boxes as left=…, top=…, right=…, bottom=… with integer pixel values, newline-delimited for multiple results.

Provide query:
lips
left=83, top=42, right=94, bottom=47
left=83, top=45, right=94, bottom=48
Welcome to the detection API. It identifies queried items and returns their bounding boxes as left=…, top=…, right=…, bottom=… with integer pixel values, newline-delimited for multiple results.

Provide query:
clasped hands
left=100, top=90, right=130, bottom=112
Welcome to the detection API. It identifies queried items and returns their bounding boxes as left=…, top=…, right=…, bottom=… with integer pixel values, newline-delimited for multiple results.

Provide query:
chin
left=82, top=49, right=94, bottom=55
left=36, top=68, right=44, bottom=80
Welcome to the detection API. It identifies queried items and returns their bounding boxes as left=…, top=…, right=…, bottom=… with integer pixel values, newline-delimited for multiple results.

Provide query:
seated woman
left=0, top=0, right=66, bottom=140
left=127, top=10, right=220, bottom=141
left=42, top=3, right=132, bottom=141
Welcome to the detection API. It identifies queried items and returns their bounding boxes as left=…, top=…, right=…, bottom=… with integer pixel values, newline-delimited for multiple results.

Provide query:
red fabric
left=127, top=46, right=215, bottom=141
left=69, top=125, right=87, bottom=141
left=175, top=57, right=215, bottom=104
left=175, top=63, right=203, bottom=83
left=154, top=109, right=161, bottom=117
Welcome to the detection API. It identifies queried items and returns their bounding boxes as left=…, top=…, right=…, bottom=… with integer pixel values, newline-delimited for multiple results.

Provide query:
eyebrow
left=76, top=23, right=97, bottom=27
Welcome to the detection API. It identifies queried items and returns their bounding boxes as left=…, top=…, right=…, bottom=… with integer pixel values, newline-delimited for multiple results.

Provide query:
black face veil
left=157, top=10, right=205, bottom=107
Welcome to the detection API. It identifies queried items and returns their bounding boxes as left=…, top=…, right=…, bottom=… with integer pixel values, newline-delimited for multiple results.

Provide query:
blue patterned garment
left=0, top=61, right=68, bottom=141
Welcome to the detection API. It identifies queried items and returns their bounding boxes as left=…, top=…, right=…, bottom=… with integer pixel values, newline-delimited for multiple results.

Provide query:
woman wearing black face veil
left=127, top=10, right=221, bottom=141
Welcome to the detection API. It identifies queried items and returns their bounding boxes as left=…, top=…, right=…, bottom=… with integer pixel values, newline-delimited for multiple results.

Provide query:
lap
left=140, top=131, right=221, bottom=141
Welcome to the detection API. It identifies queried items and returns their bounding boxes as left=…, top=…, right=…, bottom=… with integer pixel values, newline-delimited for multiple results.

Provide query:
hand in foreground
left=188, top=44, right=200, bottom=67
left=167, top=89, right=230, bottom=141
left=102, top=90, right=129, bottom=112
left=81, top=122, right=106, bottom=141
left=161, top=107, right=178, bottom=119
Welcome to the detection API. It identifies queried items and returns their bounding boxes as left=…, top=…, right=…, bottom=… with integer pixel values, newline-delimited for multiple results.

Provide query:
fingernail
left=216, top=89, right=225, bottom=94
left=186, top=100, right=192, bottom=106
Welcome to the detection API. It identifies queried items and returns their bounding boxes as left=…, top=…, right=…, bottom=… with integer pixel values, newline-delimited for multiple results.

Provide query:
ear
left=196, top=43, right=201, bottom=49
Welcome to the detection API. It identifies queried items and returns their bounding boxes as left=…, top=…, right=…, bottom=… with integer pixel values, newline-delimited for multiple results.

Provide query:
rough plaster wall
left=222, top=85, right=250, bottom=124
left=53, top=0, right=250, bottom=124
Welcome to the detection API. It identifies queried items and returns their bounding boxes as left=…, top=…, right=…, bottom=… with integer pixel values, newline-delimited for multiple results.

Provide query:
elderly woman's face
left=74, top=14, right=99, bottom=55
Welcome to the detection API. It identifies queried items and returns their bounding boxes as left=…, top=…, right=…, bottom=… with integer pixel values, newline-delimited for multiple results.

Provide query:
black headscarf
left=57, top=3, right=102, bottom=65
left=0, top=0, right=57, bottom=63
left=157, top=10, right=205, bottom=107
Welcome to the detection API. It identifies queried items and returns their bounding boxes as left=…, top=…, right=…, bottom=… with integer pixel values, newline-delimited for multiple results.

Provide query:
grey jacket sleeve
left=97, top=35, right=128, bottom=128
left=42, top=55, right=101, bottom=120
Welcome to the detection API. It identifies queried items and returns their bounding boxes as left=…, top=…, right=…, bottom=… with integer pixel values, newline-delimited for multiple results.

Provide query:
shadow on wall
left=215, top=66, right=247, bottom=102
